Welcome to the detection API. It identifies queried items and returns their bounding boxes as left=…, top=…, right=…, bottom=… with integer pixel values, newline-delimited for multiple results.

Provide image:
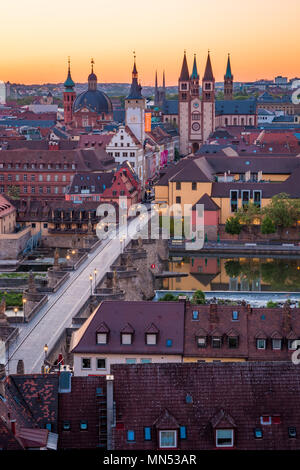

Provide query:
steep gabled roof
left=179, top=52, right=189, bottom=81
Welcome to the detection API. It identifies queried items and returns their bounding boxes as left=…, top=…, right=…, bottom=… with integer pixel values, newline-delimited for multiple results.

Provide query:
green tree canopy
left=263, top=193, right=300, bottom=231
left=225, top=216, right=242, bottom=235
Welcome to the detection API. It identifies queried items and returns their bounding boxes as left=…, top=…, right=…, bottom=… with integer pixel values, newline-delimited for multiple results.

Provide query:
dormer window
left=121, top=323, right=134, bottom=345
left=272, top=339, right=282, bottom=350
left=197, top=337, right=206, bottom=348
left=257, top=339, right=266, bottom=349
left=212, top=337, right=221, bottom=348
left=215, top=429, right=234, bottom=448
left=146, top=334, right=157, bottom=345
left=121, top=333, right=132, bottom=345
left=145, top=323, right=159, bottom=345
left=228, top=336, right=239, bottom=348
left=159, top=430, right=177, bottom=449
left=97, top=333, right=108, bottom=344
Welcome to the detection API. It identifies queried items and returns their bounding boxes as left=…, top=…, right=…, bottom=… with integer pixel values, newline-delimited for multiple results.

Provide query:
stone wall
left=0, top=227, right=31, bottom=260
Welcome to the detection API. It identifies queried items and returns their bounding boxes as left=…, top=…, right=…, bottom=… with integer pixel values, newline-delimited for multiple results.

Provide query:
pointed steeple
left=64, top=57, right=75, bottom=90
left=225, top=53, right=233, bottom=79
left=163, top=70, right=165, bottom=90
left=88, top=58, right=97, bottom=91
left=190, top=54, right=199, bottom=79
left=179, top=51, right=189, bottom=81
left=132, top=51, right=138, bottom=79
left=127, top=52, right=143, bottom=99
left=155, top=70, right=158, bottom=89
left=203, top=50, right=214, bottom=81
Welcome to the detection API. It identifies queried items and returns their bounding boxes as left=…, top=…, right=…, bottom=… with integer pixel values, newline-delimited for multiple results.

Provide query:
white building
left=0, top=81, right=6, bottom=105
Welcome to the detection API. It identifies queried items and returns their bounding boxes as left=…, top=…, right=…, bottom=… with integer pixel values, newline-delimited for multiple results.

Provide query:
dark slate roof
left=162, top=99, right=178, bottom=115
left=113, top=109, right=125, bottom=123
left=126, top=78, right=143, bottom=100
left=215, top=99, right=256, bottom=116
left=67, top=172, right=114, bottom=195
left=71, top=300, right=185, bottom=355
left=0, top=119, right=55, bottom=128
left=192, top=193, right=220, bottom=211
left=204, top=154, right=300, bottom=174
left=111, top=361, right=300, bottom=450
left=273, top=115, right=295, bottom=122
left=168, top=158, right=214, bottom=183
left=73, top=89, right=112, bottom=115
left=179, top=52, right=189, bottom=81
left=58, top=375, right=107, bottom=449
left=203, top=52, right=214, bottom=81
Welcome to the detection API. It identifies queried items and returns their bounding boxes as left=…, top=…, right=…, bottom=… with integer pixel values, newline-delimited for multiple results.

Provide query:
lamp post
left=43, top=344, right=48, bottom=373
left=89, top=273, right=93, bottom=296
left=22, top=297, right=27, bottom=322
left=14, top=307, right=18, bottom=320
left=94, top=268, right=98, bottom=294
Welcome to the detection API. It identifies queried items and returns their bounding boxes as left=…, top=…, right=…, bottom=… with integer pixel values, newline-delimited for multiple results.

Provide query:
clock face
left=193, top=102, right=199, bottom=108
left=130, top=115, right=137, bottom=122
left=192, top=122, right=200, bottom=131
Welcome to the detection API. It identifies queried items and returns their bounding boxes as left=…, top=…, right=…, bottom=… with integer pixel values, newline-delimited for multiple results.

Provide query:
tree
left=261, top=216, right=276, bottom=235
left=263, top=193, right=300, bottom=236
left=225, top=260, right=242, bottom=278
left=6, top=185, right=20, bottom=200
left=225, top=216, right=242, bottom=235
left=236, top=203, right=261, bottom=238
left=266, top=300, right=278, bottom=308
left=192, top=290, right=205, bottom=305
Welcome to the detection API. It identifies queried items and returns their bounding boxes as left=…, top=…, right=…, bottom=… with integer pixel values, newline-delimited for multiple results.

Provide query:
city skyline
left=1, top=0, right=299, bottom=85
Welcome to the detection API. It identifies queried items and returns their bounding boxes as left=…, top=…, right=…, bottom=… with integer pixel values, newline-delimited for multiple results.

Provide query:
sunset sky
left=1, top=0, right=299, bottom=85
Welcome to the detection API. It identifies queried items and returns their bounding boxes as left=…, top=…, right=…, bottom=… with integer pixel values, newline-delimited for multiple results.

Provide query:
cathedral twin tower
left=178, top=51, right=233, bottom=155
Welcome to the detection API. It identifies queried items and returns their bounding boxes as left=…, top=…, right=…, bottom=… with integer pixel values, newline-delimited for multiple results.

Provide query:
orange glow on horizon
left=1, top=0, right=299, bottom=86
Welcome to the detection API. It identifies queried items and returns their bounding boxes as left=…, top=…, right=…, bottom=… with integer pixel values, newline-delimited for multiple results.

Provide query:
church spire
left=225, top=53, right=233, bottom=79
left=132, top=51, right=138, bottom=79
left=190, top=54, right=199, bottom=79
left=127, top=52, right=143, bottom=99
left=88, top=58, right=97, bottom=91
left=179, top=50, right=189, bottom=81
left=64, top=56, right=75, bottom=90
left=203, top=50, right=214, bottom=81
left=163, top=70, right=165, bottom=90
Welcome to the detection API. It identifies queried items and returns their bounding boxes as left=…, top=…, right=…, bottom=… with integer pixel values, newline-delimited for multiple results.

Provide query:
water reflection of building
left=164, top=256, right=300, bottom=292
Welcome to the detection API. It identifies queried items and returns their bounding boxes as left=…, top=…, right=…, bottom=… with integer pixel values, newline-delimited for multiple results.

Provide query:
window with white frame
left=197, top=337, right=206, bottom=348
left=81, top=358, right=91, bottom=369
left=215, top=429, right=234, bottom=447
left=256, top=339, right=266, bottom=350
left=97, top=333, right=108, bottom=344
left=272, top=339, right=282, bottom=350
left=146, top=334, right=157, bottom=345
left=121, top=333, right=132, bottom=345
left=159, top=430, right=177, bottom=448
left=96, top=358, right=106, bottom=369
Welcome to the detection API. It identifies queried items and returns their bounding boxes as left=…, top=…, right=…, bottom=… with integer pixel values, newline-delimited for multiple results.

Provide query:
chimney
left=246, top=303, right=252, bottom=314
left=209, top=304, right=219, bottom=324
left=106, top=374, right=114, bottom=450
left=282, top=301, right=292, bottom=334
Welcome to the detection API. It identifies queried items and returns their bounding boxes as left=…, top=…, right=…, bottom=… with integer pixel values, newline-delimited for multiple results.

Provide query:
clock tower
left=125, top=54, right=146, bottom=144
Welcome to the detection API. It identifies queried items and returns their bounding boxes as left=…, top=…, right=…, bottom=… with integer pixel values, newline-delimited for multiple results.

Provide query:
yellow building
left=155, top=154, right=300, bottom=228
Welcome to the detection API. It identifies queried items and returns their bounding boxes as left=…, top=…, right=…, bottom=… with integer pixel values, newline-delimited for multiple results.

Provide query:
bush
left=0, top=292, right=23, bottom=307
left=192, top=290, right=205, bottom=305
left=261, top=216, right=276, bottom=235
left=266, top=300, right=278, bottom=308
left=225, top=216, right=242, bottom=235
left=159, top=293, right=178, bottom=302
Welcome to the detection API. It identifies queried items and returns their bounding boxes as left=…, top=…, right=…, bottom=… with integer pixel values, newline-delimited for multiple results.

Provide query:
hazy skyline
left=1, top=0, right=299, bottom=85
